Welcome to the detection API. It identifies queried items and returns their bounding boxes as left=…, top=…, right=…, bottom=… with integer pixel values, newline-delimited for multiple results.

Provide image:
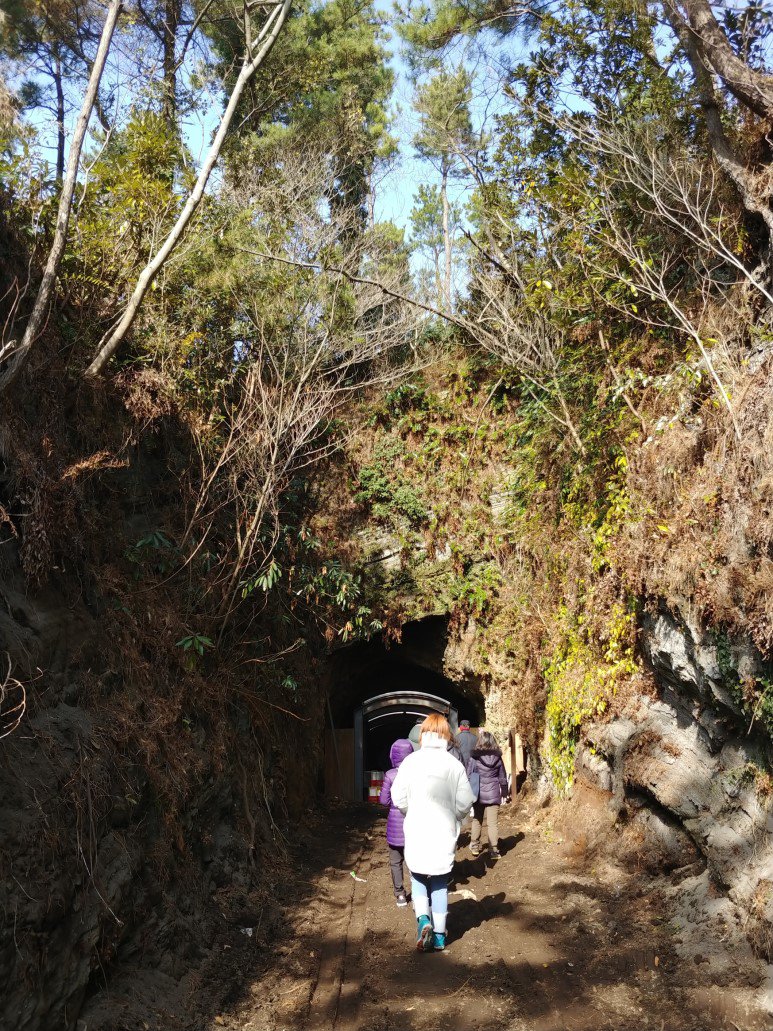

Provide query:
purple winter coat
left=379, top=739, right=414, bottom=846
left=470, top=747, right=508, bottom=805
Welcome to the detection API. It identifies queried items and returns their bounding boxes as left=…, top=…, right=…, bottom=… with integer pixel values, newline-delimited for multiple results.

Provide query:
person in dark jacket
left=379, top=738, right=414, bottom=906
left=455, top=720, right=477, bottom=766
left=447, top=739, right=463, bottom=762
left=468, top=730, right=509, bottom=859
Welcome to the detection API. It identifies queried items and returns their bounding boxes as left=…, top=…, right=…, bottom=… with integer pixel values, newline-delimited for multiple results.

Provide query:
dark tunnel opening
left=323, top=615, right=486, bottom=800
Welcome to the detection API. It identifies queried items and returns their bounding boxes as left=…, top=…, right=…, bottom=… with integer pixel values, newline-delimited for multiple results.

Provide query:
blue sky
left=15, top=0, right=518, bottom=291
left=372, top=8, right=515, bottom=232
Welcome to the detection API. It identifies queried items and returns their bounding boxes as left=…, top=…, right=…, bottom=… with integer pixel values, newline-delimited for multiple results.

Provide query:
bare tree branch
left=0, top=655, right=27, bottom=741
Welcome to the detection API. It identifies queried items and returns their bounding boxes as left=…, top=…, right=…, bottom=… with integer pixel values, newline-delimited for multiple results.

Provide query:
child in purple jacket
left=379, top=738, right=414, bottom=907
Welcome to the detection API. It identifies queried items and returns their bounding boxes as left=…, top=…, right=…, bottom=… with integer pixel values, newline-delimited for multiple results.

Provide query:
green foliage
left=714, top=629, right=738, bottom=685
left=282, top=674, right=299, bottom=697
left=748, top=679, right=773, bottom=738
left=412, top=66, right=476, bottom=173
left=241, top=559, right=282, bottom=599
left=294, top=559, right=383, bottom=641
left=395, top=0, right=528, bottom=61
left=176, top=633, right=214, bottom=657
left=363, top=221, right=413, bottom=282
left=382, top=383, right=431, bottom=420
left=219, top=0, right=396, bottom=219
left=2, top=0, right=770, bottom=797
left=124, top=531, right=177, bottom=578
left=62, top=110, right=189, bottom=330
left=712, top=630, right=773, bottom=738
left=410, top=183, right=445, bottom=253
left=450, top=561, right=501, bottom=620
left=355, top=438, right=428, bottom=525
left=544, top=602, right=638, bottom=794
left=732, top=760, right=773, bottom=798
left=409, top=182, right=463, bottom=285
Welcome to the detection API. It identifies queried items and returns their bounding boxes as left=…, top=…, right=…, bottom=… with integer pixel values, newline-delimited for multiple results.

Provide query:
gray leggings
left=470, top=802, right=499, bottom=848
left=388, top=845, right=409, bottom=895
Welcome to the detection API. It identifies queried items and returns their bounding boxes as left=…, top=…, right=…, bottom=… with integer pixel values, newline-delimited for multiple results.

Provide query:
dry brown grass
left=617, top=352, right=773, bottom=650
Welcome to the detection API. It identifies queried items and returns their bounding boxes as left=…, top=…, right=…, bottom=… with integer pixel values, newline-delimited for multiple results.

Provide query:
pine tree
left=412, top=67, right=475, bottom=311
left=410, top=183, right=461, bottom=310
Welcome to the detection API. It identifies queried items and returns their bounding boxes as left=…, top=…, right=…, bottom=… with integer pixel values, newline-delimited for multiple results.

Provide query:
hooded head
left=390, top=738, right=414, bottom=768
left=471, top=728, right=501, bottom=757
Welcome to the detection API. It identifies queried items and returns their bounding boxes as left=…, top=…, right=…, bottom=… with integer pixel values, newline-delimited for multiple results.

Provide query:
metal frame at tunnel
left=353, top=691, right=458, bottom=802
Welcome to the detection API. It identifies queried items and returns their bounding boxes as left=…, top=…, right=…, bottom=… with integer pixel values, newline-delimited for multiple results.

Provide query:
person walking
left=447, top=738, right=463, bottom=762
left=379, top=738, right=414, bottom=907
left=468, top=730, right=509, bottom=859
left=391, top=713, right=475, bottom=951
left=455, top=720, right=477, bottom=766
left=408, top=717, right=423, bottom=751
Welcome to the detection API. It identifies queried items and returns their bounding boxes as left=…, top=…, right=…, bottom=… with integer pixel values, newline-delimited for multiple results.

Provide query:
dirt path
left=209, top=796, right=768, bottom=1031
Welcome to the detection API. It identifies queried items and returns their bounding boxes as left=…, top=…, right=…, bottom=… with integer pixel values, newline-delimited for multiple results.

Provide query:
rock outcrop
left=575, top=606, right=773, bottom=979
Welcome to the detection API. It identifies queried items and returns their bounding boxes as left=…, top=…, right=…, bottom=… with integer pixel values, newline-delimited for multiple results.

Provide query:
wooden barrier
left=324, top=728, right=355, bottom=800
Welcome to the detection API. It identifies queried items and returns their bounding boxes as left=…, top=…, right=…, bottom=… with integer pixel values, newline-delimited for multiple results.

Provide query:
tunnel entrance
left=323, top=615, right=485, bottom=801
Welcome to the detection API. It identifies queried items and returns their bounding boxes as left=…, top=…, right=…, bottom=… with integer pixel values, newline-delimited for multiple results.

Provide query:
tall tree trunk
left=441, top=162, right=451, bottom=313
left=162, top=0, right=180, bottom=129
left=84, top=0, right=293, bottom=378
left=366, top=172, right=375, bottom=231
left=54, top=51, right=65, bottom=184
left=664, top=1, right=773, bottom=248
left=0, top=0, right=123, bottom=394
left=681, top=0, right=773, bottom=119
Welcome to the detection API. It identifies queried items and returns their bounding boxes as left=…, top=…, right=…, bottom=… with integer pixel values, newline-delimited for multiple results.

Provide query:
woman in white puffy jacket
left=391, top=713, right=475, bottom=951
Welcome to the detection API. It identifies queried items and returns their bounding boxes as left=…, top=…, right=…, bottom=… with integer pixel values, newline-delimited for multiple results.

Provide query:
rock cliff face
left=576, top=606, right=773, bottom=976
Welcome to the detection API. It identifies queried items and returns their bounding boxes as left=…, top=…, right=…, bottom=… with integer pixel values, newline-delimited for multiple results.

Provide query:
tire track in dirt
left=305, top=829, right=372, bottom=1030
left=334, top=850, right=371, bottom=1029
left=305, top=857, right=360, bottom=1027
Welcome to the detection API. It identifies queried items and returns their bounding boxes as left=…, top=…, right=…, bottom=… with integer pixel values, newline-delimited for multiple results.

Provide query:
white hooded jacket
left=390, top=732, right=475, bottom=876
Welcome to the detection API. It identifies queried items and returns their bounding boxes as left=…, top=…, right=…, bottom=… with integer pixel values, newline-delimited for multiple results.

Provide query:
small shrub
left=450, top=562, right=502, bottom=621
left=176, top=633, right=214, bottom=661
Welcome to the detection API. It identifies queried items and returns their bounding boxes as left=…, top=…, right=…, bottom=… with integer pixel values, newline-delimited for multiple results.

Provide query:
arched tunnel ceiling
left=361, top=690, right=453, bottom=717
left=326, top=614, right=485, bottom=727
